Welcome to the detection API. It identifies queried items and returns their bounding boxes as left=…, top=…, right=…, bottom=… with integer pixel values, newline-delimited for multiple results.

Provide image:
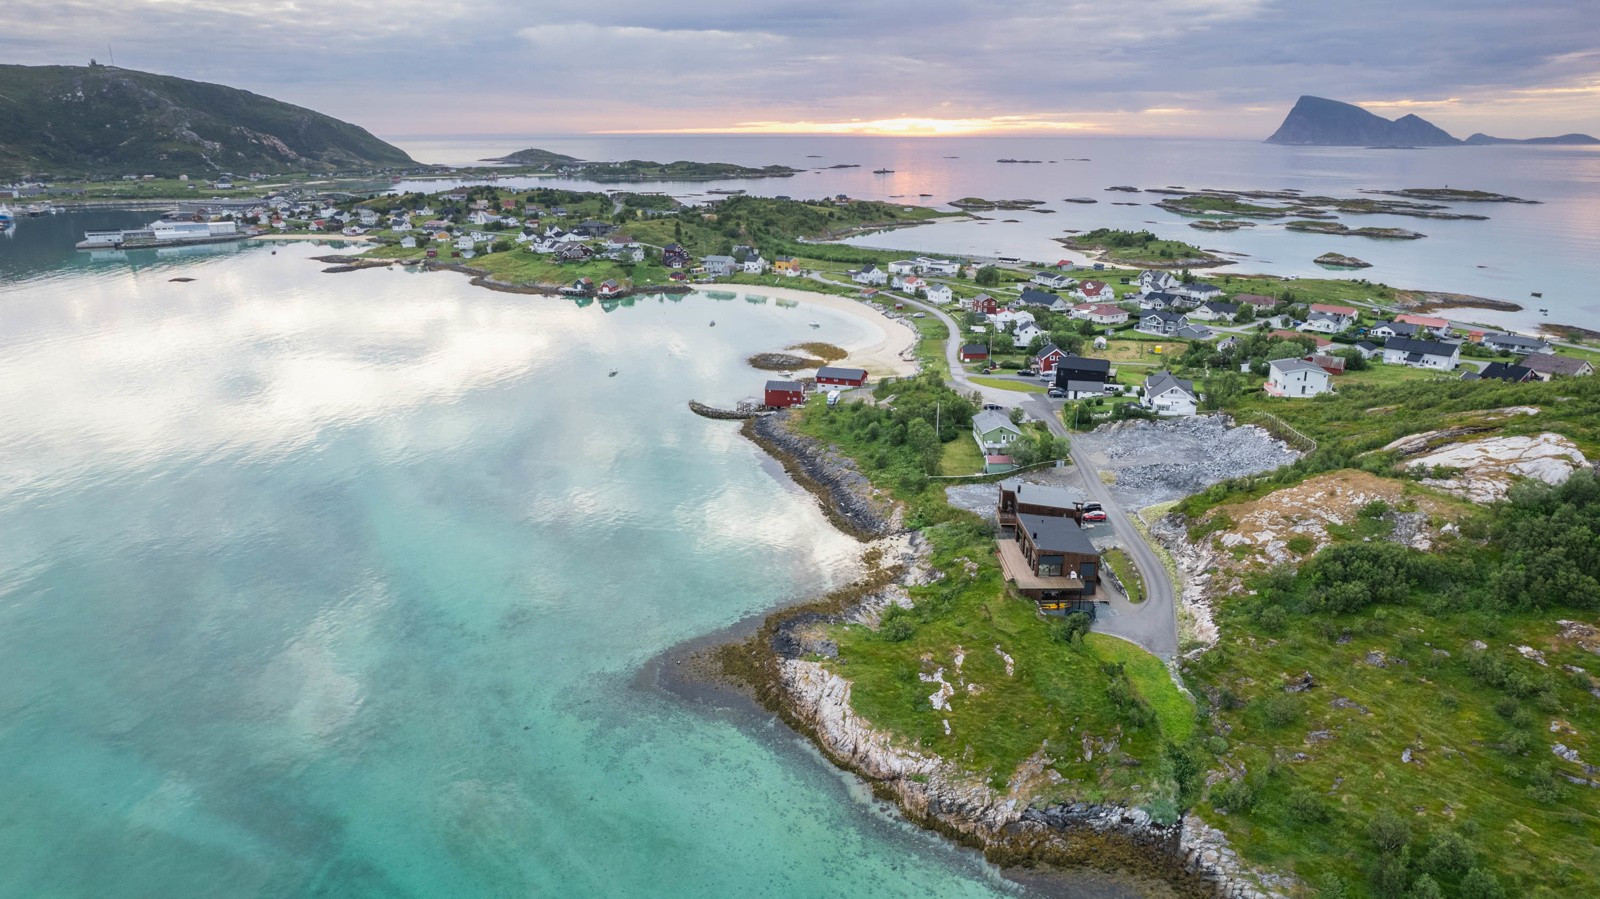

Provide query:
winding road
left=815, top=274, right=1181, bottom=660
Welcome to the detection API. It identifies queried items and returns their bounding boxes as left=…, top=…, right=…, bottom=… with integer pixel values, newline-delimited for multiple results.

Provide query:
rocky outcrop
left=1407, top=433, right=1587, bottom=503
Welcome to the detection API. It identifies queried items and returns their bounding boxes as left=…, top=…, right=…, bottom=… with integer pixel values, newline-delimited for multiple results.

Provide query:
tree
left=905, top=418, right=941, bottom=471
left=975, top=265, right=1001, bottom=287
left=1458, top=868, right=1505, bottom=899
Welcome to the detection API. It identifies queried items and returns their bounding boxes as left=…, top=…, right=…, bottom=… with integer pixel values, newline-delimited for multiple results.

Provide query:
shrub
left=1256, top=604, right=1288, bottom=634
left=1369, top=847, right=1411, bottom=898
left=1048, top=612, right=1091, bottom=644
left=1459, top=868, right=1506, bottom=899
left=1211, top=778, right=1255, bottom=813
left=1409, top=873, right=1444, bottom=899
left=1422, top=830, right=1473, bottom=875
left=1284, top=789, right=1330, bottom=824
left=1286, top=534, right=1316, bottom=555
left=1367, top=808, right=1411, bottom=853
left=1527, top=762, right=1568, bottom=803
left=1262, top=694, right=1300, bottom=727
left=879, top=611, right=915, bottom=643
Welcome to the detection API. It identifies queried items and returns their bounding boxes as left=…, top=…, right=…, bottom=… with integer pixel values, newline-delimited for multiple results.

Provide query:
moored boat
left=0, top=204, right=13, bottom=225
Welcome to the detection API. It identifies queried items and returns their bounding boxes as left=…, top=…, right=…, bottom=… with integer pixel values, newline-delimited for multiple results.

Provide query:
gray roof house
left=1381, top=336, right=1460, bottom=370
left=1481, top=332, right=1551, bottom=354
left=1518, top=352, right=1595, bottom=379
left=702, top=255, right=737, bottom=275
left=1143, top=371, right=1198, bottom=416
left=972, top=409, right=1024, bottom=454
left=1138, top=310, right=1189, bottom=335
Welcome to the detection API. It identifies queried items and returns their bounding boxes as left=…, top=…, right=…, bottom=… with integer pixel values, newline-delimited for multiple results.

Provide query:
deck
left=997, top=539, right=1085, bottom=596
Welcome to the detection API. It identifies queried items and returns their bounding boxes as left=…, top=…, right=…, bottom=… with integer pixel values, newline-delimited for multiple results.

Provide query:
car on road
left=1017, top=369, right=1036, bottom=377
left=1047, top=388, right=1065, bottom=398
left=1081, top=502, right=1107, bottom=523
left=982, top=403, right=1005, bottom=411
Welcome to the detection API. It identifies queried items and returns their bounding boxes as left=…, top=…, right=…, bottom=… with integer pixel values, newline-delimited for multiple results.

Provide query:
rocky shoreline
left=663, top=411, right=1295, bottom=896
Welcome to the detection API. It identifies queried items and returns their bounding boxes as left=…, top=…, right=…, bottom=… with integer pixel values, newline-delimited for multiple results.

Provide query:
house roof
left=1175, top=326, right=1214, bottom=340
left=1478, top=362, right=1534, bottom=382
left=1373, top=320, right=1418, bottom=336
left=1384, top=336, right=1459, bottom=357
left=974, top=409, right=1021, bottom=434
left=1079, top=280, right=1109, bottom=296
left=1017, top=513, right=1097, bottom=556
left=1395, top=313, right=1449, bottom=328
left=1146, top=370, right=1196, bottom=397
left=1518, top=352, right=1591, bottom=375
left=1187, top=282, right=1221, bottom=292
left=1270, top=358, right=1327, bottom=375
left=1201, top=301, right=1239, bottom=314
left=703, top=255, right=735, bottom=264
left=1143, top=291, right=1184, bottom=305
left=1085, top=303, right=1125, bottom=317
left=1236, top=293, right=1277, bottom=307
left=1063, top=379, right=1108, bottom=393
left=1310, top=303, right=1358, bottom=317
left=1036, top=343, right=1065, bottom=359
left=815, top=365, right=868, bottom=380
left=1143, top=310, right=1187, bottom=324
left=1484, top=332, right=1546, bottom=349
left=960, top=343, right=990, bottom=354
left=999, top=478, right=1078, bottom=511
left=766, top=379, right=804, bottom=392
left=1056, top=355, right=1112, bottom=373
left=1017, top=288, right=1063, bottom=307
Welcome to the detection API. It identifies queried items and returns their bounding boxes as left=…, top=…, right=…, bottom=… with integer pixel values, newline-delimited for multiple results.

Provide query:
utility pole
left=935, top=402, right=941, bottom=439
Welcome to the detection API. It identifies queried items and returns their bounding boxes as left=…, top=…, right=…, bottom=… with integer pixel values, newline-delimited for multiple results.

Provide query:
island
left=1366, top=187, right=1539, bottom=204
left=1286, top=220, right=1426, bottom=239
left=1055, top=227, right=1228, bottom=266
left=1189, top=219, right=1254, bottom=231
left=480, top=151, right=804, bottom=183
left=949, top=197, right=1047, bottom=210
left=1313, top=251, right=1372, bottom=268
left=1264, top=94, right=1598, bottom=147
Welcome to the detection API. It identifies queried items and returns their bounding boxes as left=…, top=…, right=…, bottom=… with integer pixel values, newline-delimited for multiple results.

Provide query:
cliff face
left=0, top=64, right=415, bottom=176
left=1264, top=96, right=1459, bottom=146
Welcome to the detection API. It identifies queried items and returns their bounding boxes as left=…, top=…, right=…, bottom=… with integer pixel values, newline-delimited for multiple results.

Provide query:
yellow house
left=772, top=256, right=801, bottom=274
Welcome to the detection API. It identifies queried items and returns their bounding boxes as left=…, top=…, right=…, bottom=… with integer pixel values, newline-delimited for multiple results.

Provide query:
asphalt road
left=840, top=278, right=1181, bottom=660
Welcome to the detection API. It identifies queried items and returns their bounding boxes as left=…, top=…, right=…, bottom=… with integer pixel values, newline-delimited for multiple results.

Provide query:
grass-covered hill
left=0, top=64, right=415, bottom=177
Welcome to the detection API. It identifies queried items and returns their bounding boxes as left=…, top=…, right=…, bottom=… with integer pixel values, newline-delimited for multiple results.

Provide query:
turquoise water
left=0, top=230, right=1019, bottom=896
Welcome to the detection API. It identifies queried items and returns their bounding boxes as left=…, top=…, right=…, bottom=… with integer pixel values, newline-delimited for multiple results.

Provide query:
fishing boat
left=609, top=368, right=618, bottom=377
left=0, top=204, right=13, bottom=226
left=709, top=320, right=716, bottom=327
left=1531, top=291, right=1543, bottom=298
left=1540, top=308, right=1549, bottom=315
left=872, top=168, right=894, bottom=174
left=809, top=321, right=821, bottom=328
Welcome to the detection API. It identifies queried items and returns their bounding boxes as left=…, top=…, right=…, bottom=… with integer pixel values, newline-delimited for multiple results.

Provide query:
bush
left=1422, top=830, right=1473, bottom=875
left=1211, top=778, right=1255, bottom=813
left=1284, top=789, right=1329, bottom=824
left=1408, top=873, right=1444, bottom=899
left=1256, top=604, right=1288, bottom=634
left=1369, top=848, right=1411, bottom=898
left=1048, top=611, right=1091, bottom=644
left=1459, top=868, right=1506, bottom=899
left=1286, top=534, right=1316, bottom=555
left=1262, top=694, right=1300, bottom=727
left=1367, top=808, right=1412, bottom=853
left=879, top=611, right=915, bottom=643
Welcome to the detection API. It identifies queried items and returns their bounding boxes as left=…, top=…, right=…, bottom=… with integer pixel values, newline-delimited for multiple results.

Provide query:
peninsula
left=481, top=149, right=803, bottom=182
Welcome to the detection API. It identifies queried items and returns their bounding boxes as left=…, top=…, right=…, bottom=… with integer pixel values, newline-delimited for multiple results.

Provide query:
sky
left=3, top=0, right=1598, bottom=141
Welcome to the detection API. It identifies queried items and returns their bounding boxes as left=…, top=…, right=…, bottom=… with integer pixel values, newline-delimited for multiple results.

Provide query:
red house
left=815, top=366, right=868, bottom=387
left=960, top=343, right=989, bottom=362
left=764, top=379, right=806, bottom=409
left=1034, top=343, right=1069, bottom=375
left=970, top=293, right=999, bottom=315
left=597, top=279, right=624, bottom=298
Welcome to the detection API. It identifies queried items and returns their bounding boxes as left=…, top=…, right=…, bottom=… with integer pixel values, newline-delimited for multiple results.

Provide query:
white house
left=1299, top=312, right=1347, bottom=334
left=1143, top=371, right=1199, bottom=416
left=916, top=257, right=961, bottom=276
left=1139, top=291, right=1188, bottom=312
left=924, top=283, right=954, bottom=304
left=853, top=265, right=888, bottom=286
left=1266, top=358, right=1334, bottom=398
left=1136, top=270, right=1178, bottom=295
left=1138, top=310, right=1188, bottom=335
left=1074, top=280, right=1114, bottom=303
left=742, top=256, right=768, bottom=274
left=399, top=235, right=417, bottom=249
left=1481, top=332, right=1550, bottom=355
left=357, top=209, right=378, bottom=226
left=1382, top=337, right=1460, bottom=370
left=703, top=255, right=737, bottom=276
left=990, top=309, right=1036, bottom=329
left=1072, top=303, right=1130, bottom=325
left=1369, top=321, right=1420, bottom=340
left=1178, top=282, right=1223, bottom=302
left=1013, top=323, right=1044, bottom=349
left=896, top=274, right=927, bottom=294
left=454, top=235, right=475, bottom=252
left=1188, top=301, right=1239, bottom=323
left=887, top=260, right=919, bottom=276
left=1032, top=271, right=1074, bottom=290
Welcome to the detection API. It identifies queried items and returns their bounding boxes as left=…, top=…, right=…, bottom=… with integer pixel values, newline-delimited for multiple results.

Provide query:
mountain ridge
left=1264, top=95, right=1597, bottom=147
left=0, top=64, right=415, bottom=177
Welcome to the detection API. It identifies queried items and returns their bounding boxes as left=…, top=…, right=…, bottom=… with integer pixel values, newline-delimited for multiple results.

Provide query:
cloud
left=1, top=0, right=1597, bottom=139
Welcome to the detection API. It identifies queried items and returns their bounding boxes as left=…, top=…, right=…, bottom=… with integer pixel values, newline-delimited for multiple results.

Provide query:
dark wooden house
left=998, top=512, right=1100, bottom=603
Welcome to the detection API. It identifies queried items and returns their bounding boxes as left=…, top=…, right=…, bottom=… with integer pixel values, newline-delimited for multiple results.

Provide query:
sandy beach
left=728, top=284, right=921, bottom=378
left=249, top=233, right=374, bottom=243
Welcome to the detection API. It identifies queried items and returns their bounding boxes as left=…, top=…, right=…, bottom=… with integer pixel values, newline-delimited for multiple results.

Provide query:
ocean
left=0, top=222, right=1066, bottom=897
left=389, top=134, right=1600, bottom=334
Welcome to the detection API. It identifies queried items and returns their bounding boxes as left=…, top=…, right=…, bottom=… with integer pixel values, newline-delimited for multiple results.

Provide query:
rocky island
left=1313, top=251, right=1372, bottom=268
left=1287, top=220, right=1426, bottom=239
left=1264, top=94, right=1598, bottom=147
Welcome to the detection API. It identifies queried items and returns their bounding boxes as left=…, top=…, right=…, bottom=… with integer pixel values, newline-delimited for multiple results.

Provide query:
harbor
left=76, top=216, right=253, bottom=249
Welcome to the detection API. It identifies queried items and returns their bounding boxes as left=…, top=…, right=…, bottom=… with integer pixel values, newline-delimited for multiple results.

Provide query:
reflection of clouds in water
left=0, top=266, right=563, bottom=499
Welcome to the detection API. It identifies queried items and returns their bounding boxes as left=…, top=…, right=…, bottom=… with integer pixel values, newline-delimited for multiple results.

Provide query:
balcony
left=997, top=539, right=1085, bottom=596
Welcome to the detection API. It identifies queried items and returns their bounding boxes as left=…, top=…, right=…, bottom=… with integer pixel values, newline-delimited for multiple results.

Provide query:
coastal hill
left=482, top=148, right=802, bottom=182
left=481, top=148, right=583, bottom=166
left=1264, top=95, right=1598, bottom=147
left=1463, top=132, right=1600, bottom=146
left=0, top=63, right=415, bottom=177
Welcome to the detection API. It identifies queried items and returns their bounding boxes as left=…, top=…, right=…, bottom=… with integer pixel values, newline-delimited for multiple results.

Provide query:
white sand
left=730, top=284, right=921, bottom=378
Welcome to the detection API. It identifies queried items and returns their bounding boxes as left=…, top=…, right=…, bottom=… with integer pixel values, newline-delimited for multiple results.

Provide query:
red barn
left=971, top=293, right=999, bottom=315
left=960, top=343, right=989, bottom=362
left=815, top=366, right=868, bottom=388
left=764, top=379, right=806, bottom=409
left=1034, top=344, right=1069, bottom=375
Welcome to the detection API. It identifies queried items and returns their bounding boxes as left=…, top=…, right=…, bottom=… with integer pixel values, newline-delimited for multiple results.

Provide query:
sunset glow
left=600, top=116, right=1108, bottom=137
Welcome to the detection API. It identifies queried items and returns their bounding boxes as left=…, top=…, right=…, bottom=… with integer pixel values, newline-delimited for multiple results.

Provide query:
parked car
left=1018, top=369, right=1036, bottom=377
left=1081, top=502, right=1107, bottom=523
left=982, top=403, right=1004, bottom=411
left=1047, top=388, right=1065, bottom=398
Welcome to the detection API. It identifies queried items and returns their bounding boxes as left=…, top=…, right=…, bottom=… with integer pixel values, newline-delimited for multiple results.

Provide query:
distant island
left=1264, top=95, right=1598, bottom=147
left=0, top=63, right=415, bottom=177
left=480, top=149, right=801, bottom=182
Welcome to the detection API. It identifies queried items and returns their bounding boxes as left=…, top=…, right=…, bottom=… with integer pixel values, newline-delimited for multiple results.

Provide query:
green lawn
left=970, top=376, right=1048, bottom=393
left=1085, top=634, right=1192, bottom=742
left=1103, top=547, right=1145, bottom=604
left=937, top=438, right=985, bottom=476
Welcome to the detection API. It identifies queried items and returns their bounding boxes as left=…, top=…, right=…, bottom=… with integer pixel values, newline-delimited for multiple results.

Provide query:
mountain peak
left=1264, top=97, right=1459, bottom=146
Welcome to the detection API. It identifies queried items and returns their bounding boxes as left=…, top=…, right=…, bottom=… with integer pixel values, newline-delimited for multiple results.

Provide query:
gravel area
left=1071, top=415, right=1301, bottom=511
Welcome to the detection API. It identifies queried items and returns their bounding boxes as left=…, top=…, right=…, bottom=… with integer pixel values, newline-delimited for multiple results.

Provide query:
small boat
left=872, top=168, right=894, bottom=174
left=809, top=321, right=821, bottom=328
left=0, top=204, right=12, bottom=226
left=1540, top=308, right=1549, bottom=314
left=608, top=369, right=618, bottom=377
left=919, top=193, right=932, bottom=197
left=709, top=320, right=716, bottom=327
left=1531, top=291, right=1543, bottom=298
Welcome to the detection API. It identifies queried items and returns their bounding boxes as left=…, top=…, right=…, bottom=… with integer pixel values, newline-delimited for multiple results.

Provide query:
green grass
left=1189, top=602, right=1600, bottom=896
left=937, top=438, right=985, bottom=476
left=1085, top=634, right=1192, bottom=742
left=1103, top=547, right=1145, bottom=604
left=827, top=520, right=1177, bottom=797
left=969, top=376, right=1048, bottom=393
